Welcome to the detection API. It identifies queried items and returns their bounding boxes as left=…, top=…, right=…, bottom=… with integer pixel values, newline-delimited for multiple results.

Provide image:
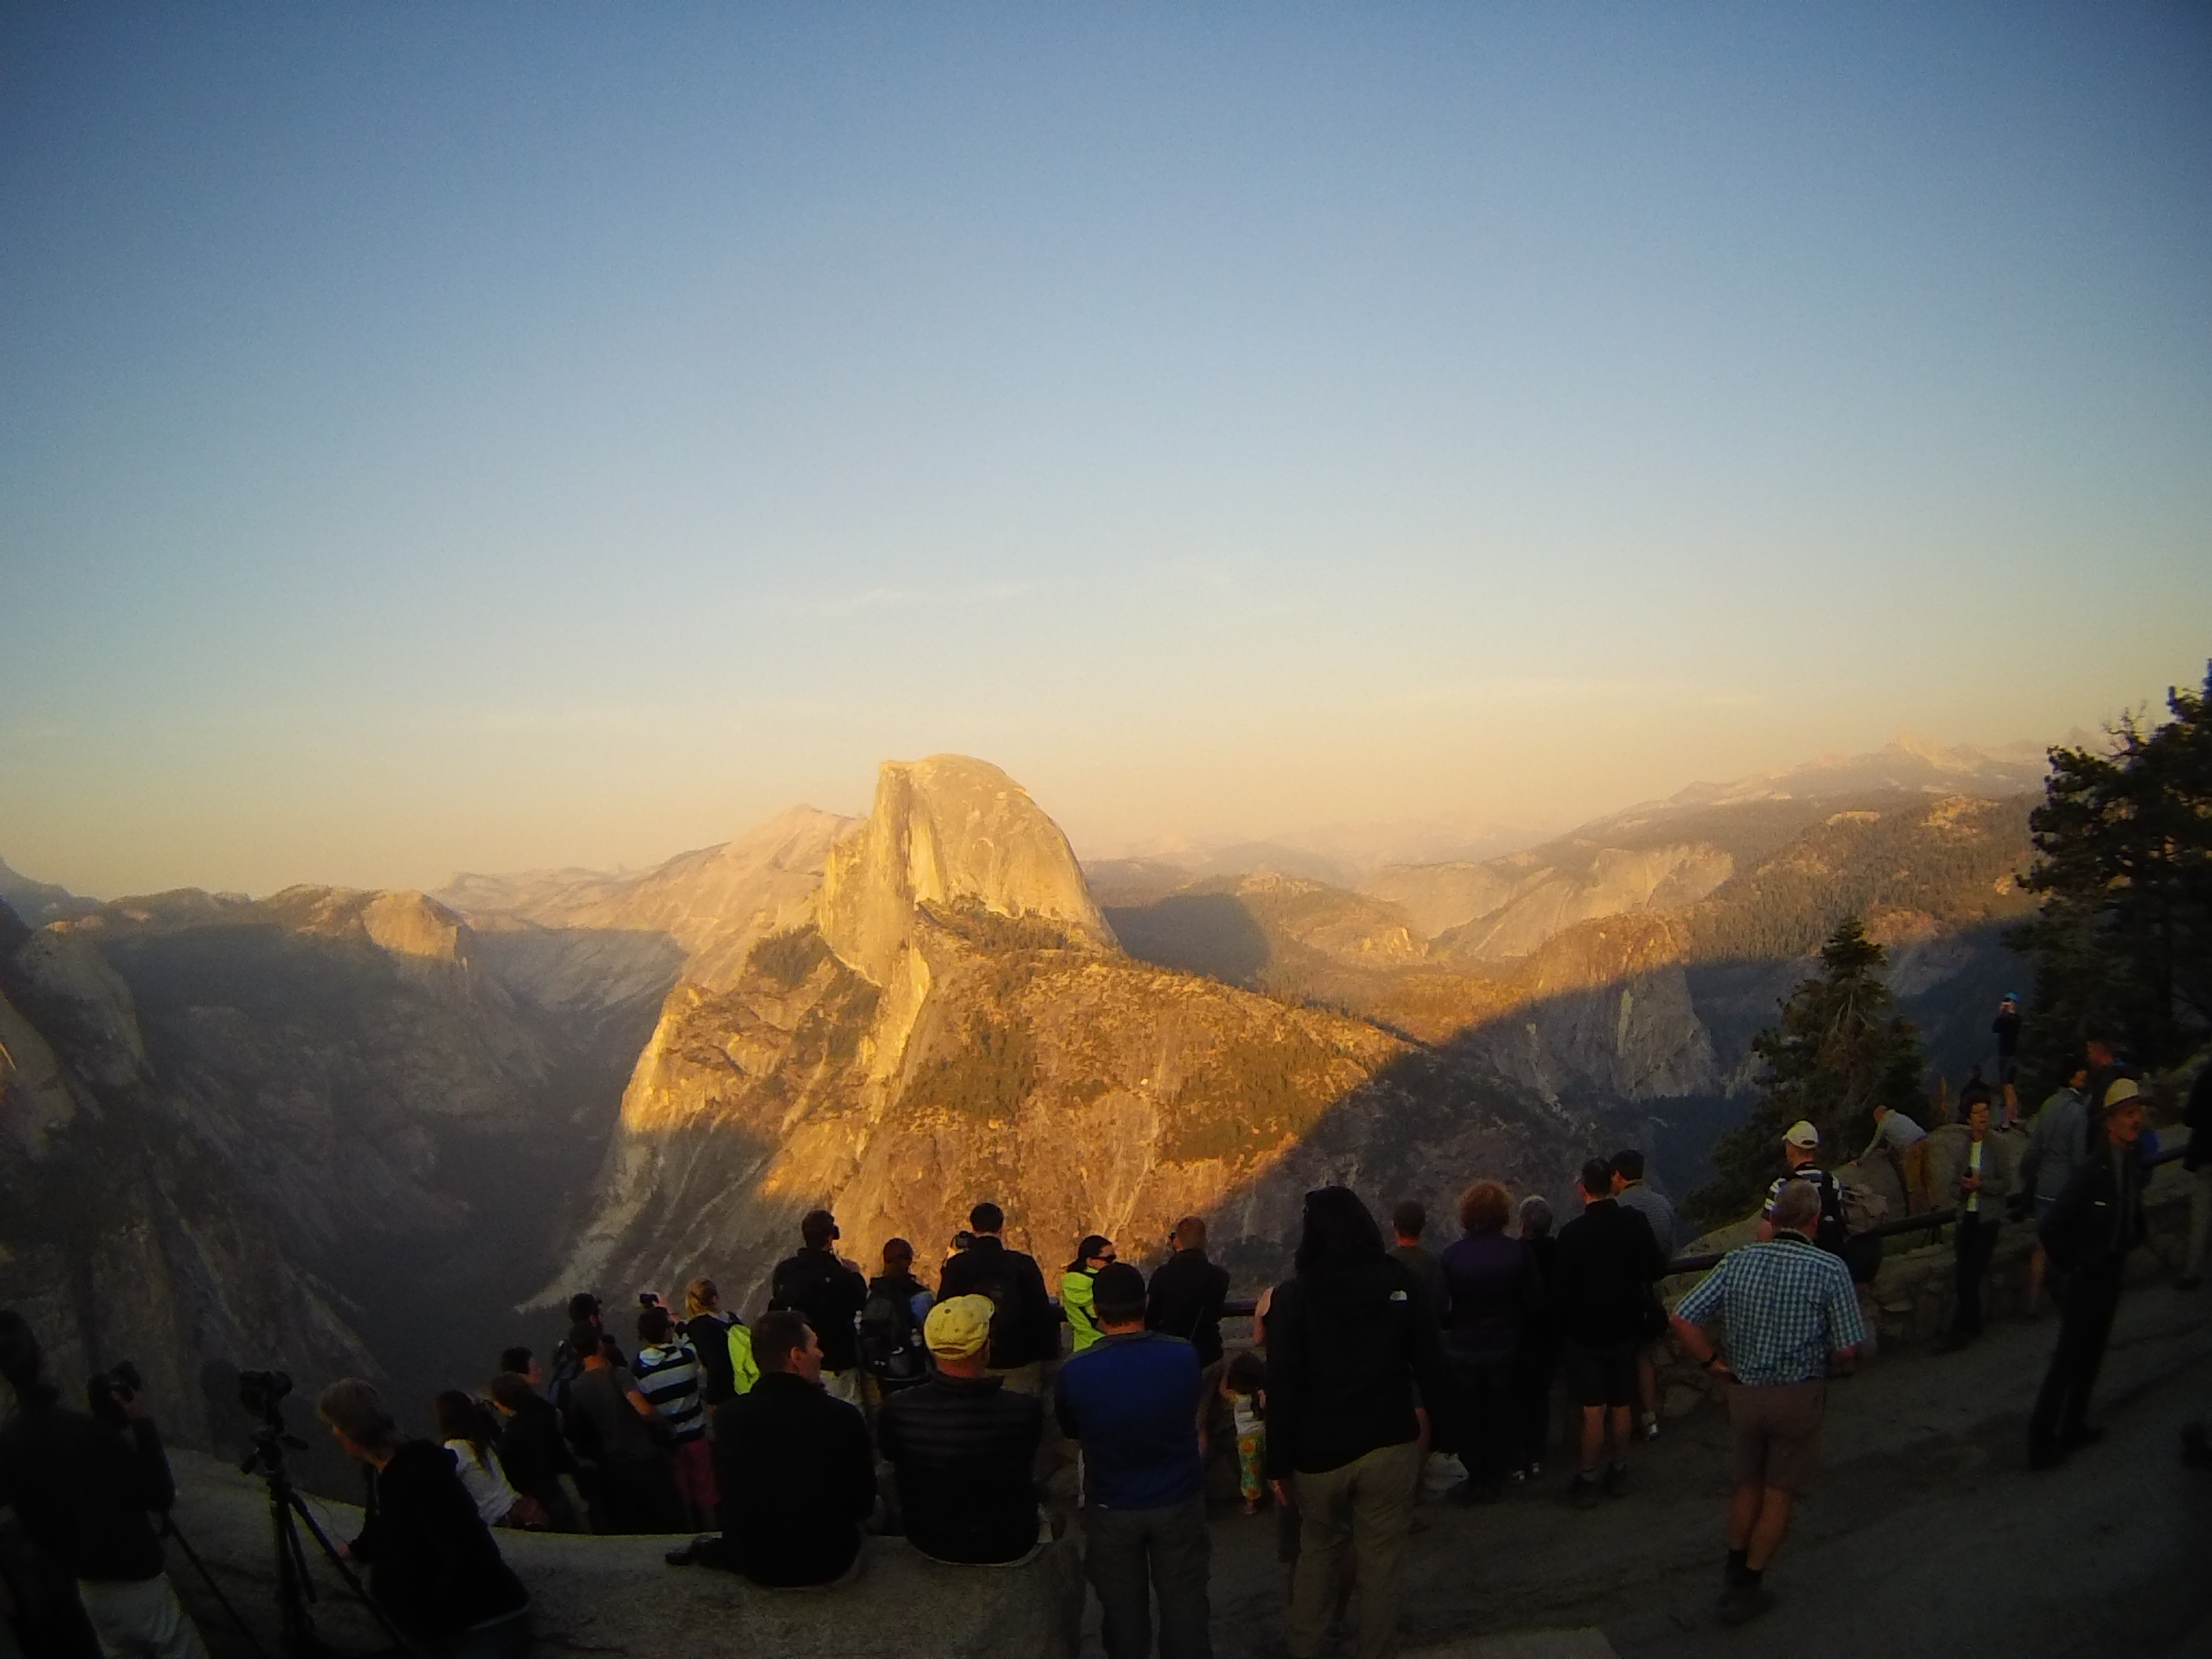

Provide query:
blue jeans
left=1083, top=1494, right=1211, bottom=1659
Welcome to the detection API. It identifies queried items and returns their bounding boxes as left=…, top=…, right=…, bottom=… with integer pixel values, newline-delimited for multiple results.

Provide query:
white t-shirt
left=444, top=1439, right=521, bottom=1525
left=1965, top=1140, right=1985, bottom=1215
left=1230, top=1393, right=1263, bottom=1440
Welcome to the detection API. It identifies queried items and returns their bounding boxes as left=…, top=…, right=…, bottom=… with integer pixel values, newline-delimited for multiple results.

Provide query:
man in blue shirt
left=1055, top=1262, right=1210, bottom=1659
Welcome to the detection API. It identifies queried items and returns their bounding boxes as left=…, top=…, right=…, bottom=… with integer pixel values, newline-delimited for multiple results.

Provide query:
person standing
left=1938, top=1098, right=2012, bottom=1350
left=1436, top=1180, right=1543, bottom=1501
left=876, top=1295, right=1046, bottom=1564
left=318, top=1379, right=532, bottom=1657
left=680, top=1278, right=740, bottom=1408
left=0, top=1312, right=212, bottom=1659
left=858, top=1237, right=935, bottom=1397
left=1056, top=1262, right=1211, bottom=1659
left=1062, top=1235, right=1116, bottom=1355
left=2177, top=1065, right=2212, bottom=1291
left=1609, top=1151, right=1678, bottom=1442
left=1512, top=1195, right=1560, bottom=1481
left=2030, top=1082, right=2153, bottom=1470
left=1857, top=1103, right=1931, bottom=1212
left=1992, top=994, right=2023, bottom=1122
left=769, top=1208, right=871, bottom=1406
left=1387, top=1201, right=1450, bottom=1315
left=1264, top=1186, right=1454, bottom=1659
left=2022, top=1061, right=2094, bottom=1315
left=633, top=1304, right=715, bottom=1528
left=564, top=1320, right=685, bottom=1534
left=711, top=1312, right=877, bottom=1586
left=1145, top=1215, right=1233, bottom=1371
left=1551, top=1158, right=1669, bottom=1506
left=1668, top=1180, right=1866, bottom=1627
left=939, top=1201, right=1059, bottom=1394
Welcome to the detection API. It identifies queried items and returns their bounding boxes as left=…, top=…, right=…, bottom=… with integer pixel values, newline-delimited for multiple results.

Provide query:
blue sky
left=3, top=3, right=2208, bottom=895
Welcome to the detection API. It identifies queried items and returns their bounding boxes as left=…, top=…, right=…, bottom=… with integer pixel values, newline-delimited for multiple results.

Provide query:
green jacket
left=727, top=1320, right=760, bottom=1396
left=1061, top=1268, right=1104, bottom=1353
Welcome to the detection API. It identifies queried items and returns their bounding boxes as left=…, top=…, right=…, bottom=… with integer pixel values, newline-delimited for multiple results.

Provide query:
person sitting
left=710, top=1310, right=877, bottom=1587
left=876, top=1294, right=1045, bottom=1564
left=1056, top=1262, right=1210, bottom=1659
left=485, top=1372, right=580, bottom=1530
left=317, top=1379, right=531, bottom=1658
left=433, top=1391, right=541, bottom=1530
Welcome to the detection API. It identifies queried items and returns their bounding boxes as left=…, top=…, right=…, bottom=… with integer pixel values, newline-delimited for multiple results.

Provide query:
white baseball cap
left=1783, top=1121, right=1821, bottom=1150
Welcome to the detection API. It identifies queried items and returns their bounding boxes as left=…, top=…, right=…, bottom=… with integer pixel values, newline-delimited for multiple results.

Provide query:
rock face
left=547, top=762, right=1566, bottom=1306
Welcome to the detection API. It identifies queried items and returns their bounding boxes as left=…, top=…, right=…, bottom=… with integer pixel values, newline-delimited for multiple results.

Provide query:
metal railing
left=1217, top=1138, right=2189, bottom=1313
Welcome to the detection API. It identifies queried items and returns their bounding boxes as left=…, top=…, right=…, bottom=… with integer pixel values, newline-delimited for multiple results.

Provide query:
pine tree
left=2010, top=664, right=2212, bottom=1096
left=1687, top=916, right=1925, bottom=1230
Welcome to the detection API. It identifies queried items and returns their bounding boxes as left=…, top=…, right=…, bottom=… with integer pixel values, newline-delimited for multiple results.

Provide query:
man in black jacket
left=937, top=1201, right=1057, bottom=1392
left=0, top=1312, right=208, bottom=1659
left=318, top=1378, right=531, bottom=1655
left=769, top=1210, right=872, bottom=1406
left=1551, top=1158, right=1669, bottom=1507
left=1265, top=1188, right=1453, bottom=1659
left=1145, top=1214, right=1233, bottom=1369
left=2178, top=1065, right=2212, bottom=1290
left=2030, top=1083, right=2153, bottom=1470
left=876, top=1294, right=1044, bottom=1564
left=711, top=1311, right=878, bottom=1586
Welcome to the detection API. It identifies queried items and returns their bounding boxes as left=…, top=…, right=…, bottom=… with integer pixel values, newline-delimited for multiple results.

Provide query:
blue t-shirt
left=1053, top=1331, right=1204, bottom=1510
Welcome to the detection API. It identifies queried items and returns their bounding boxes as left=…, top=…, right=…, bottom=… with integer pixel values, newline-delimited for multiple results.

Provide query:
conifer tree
left=1687, top=916, right=1924, bottom=1229
left=2010, top=664, right=2212, bottom=1095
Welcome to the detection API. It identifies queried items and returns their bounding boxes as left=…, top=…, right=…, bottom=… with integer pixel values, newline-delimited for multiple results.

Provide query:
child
left=1221, top=1351, right=1269, bottom=1515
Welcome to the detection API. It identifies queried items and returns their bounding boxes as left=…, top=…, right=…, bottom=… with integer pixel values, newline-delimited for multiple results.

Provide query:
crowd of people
left=3, top=1028, right=2206, bottom=1659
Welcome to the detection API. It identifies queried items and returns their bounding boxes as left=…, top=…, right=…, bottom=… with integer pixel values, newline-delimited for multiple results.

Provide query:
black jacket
left=875, top=1373, right=1043, bottom=1564
left=2039, top=1144, right=2149, bottom=1274
left=769, top=1249, right=871, bottom=1374
left=2183, top=1066, right=2212, bottom=1173
left=0, top=1395, right=171, bottom=1582
left=682, top=1311, right=740, bottom=1405
left=937, top=1237, right=1058, bottom=1369
left=713, top=1373, right=876, bottom=1586
left=1262, top=1254, right=1454, bottom=1479
left=1550, top=1198, right=1668, bottom=1349
left=350, top=1441, right=528, bottom=1641
left=491, top=1392, right=575, bottom=1508
left=1145, top=1248, right=1234, bottom=1367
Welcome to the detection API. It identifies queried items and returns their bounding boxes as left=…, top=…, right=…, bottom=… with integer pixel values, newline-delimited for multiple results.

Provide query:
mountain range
left=0, top=736, right=2047, bottom=1443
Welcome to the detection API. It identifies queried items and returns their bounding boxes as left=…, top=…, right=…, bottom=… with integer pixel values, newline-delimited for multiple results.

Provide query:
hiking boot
left=1716, top=1584, right=1778, bottom=1627
left=1568, top=1472, right=1601, bottom=1510
left=1602, top=1461, right=1630, bottom=1499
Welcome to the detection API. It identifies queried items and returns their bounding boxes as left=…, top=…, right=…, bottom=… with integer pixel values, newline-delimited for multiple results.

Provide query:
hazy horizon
left=6, top=6, right=2208, bottom=898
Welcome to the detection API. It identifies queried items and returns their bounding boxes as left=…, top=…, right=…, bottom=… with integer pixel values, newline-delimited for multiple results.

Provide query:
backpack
left=1801, top=1170, right=1884, bottom=1284
left=856, top=1284, right=925, bottom=1382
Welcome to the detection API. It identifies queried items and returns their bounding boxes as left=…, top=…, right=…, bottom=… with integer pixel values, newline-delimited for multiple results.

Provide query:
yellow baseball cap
left=923, top=1294, right=995, bottom=1359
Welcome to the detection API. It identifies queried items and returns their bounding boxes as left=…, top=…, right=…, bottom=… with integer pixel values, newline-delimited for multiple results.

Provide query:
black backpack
left=1801, top=1170, right=1883, bottom=1284
left=857, top=1282, right=926, bottom=1382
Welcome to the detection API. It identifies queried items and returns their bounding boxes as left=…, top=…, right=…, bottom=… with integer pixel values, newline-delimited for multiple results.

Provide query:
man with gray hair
left=1669, top=1179, right=1866, bottom=1627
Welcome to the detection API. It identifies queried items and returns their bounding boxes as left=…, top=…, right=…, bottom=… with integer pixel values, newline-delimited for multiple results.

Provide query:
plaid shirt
left=1674, top=1232, right=1867, bottom=1387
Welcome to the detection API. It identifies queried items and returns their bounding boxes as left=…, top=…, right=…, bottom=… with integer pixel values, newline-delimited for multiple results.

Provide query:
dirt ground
left=1078, top=1277, right=2212, bottom=1659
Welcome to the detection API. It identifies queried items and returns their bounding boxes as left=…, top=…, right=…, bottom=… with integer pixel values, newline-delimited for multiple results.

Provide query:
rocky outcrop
left=818, top=757, right=1116, bottom=987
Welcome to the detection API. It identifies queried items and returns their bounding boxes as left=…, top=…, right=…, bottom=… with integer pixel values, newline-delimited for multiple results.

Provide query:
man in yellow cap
left=875, top=1295, right=1044, bottom=1563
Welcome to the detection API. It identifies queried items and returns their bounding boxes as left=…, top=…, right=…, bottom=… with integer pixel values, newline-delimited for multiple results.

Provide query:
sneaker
left=1527, top=1460, right=1544, bottom=1479
left=1508, top=1466, right=1530, bottom=1485
left=1640, top=1414, right=1660, bottom=1441
left=1602, top=1461, right=1630, bottom=1499
left=1569, top=1472, right=1601, bottom=1510
left=1716, top=1585, right=1777, bottom=1627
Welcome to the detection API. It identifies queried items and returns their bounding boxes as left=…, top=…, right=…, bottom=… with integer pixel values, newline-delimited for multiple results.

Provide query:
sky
left=3, top=3, right=2209, bottom=898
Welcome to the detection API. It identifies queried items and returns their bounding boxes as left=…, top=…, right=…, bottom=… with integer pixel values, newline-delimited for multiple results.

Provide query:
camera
left=951, top=1229, right=975, bottom=1253
left=87, top=1358, right=143, bottom=1427
left=238, top=1367, right=294, bottom=1423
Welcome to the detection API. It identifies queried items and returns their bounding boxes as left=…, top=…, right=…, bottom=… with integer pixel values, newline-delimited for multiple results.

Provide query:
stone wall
left=164, top=1452, right=1084, bottom=1659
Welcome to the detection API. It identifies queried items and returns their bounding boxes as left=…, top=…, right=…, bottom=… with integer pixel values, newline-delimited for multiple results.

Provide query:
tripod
left=237, top=1422, right=424, bottom=1659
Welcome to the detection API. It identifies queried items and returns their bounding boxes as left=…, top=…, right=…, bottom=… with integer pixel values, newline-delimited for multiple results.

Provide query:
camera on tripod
left=239, top=1367, right=294, bottom=1425
left=86, top=1357, right=143, bottom=1427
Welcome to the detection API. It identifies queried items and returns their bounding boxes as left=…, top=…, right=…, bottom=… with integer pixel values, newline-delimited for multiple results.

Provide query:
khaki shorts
left=1727, top=1378, right=1826, bottom=1494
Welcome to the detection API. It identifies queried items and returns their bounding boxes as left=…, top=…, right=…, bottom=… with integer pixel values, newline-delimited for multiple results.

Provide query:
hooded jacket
left=1262, top=1254, right=1453, bottom=1478
left=350, top=1441, right=528, bottom=1641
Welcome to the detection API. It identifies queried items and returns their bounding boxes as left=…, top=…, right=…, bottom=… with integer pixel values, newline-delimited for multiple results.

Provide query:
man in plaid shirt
left=1670, top=1180, right=1866, bottom=1627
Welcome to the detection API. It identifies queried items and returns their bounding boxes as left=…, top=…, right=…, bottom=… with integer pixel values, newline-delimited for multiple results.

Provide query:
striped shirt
left=1674, top=1233, right=1867, bottom=1387
left=633, top=1342, right=706, bottom=1442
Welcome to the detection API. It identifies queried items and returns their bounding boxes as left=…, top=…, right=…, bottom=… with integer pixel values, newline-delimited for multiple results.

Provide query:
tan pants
left=1287, top=1440, right=1420, bottom=1659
